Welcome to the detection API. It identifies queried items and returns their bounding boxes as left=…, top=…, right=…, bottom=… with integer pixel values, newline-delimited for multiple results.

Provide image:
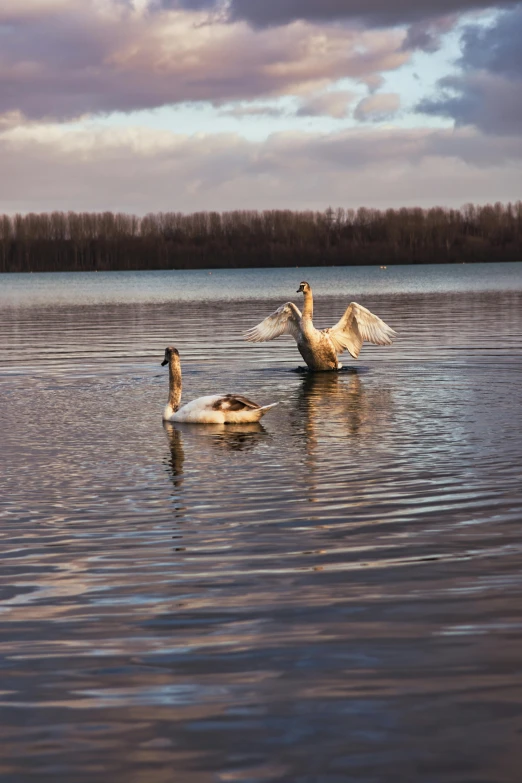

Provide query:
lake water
left=1, top=263, right=522, bottom=782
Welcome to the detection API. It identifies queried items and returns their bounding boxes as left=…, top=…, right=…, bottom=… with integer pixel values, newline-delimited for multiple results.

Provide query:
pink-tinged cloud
left=358, top=74, right=385, bottom=93
left=1, top=122, right=521, bottom=214
left=354, top=93, right=400, bottom=121
left=0, top=1, right=409, bottom=120
left=297, top=91, right=355, bottom=118
left=220, top=104, right=288, bottom=118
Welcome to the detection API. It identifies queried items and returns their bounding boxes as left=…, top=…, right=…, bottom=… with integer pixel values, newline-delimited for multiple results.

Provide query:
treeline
left=1, top=202, right=522, bottom=273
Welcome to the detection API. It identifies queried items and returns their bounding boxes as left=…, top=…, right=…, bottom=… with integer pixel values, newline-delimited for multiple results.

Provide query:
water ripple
left=1, top=267, right=522, bottom=782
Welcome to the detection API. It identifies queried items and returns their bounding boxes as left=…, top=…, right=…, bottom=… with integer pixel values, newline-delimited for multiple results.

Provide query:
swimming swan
left=244, top=281, right=397, bottom=371
left=161, top=346, right=277, bottom=423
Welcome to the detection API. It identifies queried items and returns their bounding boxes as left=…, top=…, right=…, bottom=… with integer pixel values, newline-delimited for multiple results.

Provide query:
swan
left=244, top=281, right=397, bottom=371
left=161, top=346, right=277, bottom=423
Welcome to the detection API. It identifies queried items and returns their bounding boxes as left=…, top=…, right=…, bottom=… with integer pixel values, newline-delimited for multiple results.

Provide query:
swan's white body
left=161, top=347, right=277, bottom=424
left=244, top=281, right=397, bottom=371
left=164, top=394, right=277, bottom=424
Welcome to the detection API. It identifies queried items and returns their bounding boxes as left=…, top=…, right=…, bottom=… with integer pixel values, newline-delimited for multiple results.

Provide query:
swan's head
left=161, top=346, right=179, bottom=366
left=297, top=281, right=311, bottom=294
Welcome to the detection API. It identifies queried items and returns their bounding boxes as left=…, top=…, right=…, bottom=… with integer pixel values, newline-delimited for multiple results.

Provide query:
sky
left=1, top=0, right=521, bottom=214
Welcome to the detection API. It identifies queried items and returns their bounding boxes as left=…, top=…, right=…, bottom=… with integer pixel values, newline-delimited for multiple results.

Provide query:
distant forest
left=1, top=202, right=521, bottom=273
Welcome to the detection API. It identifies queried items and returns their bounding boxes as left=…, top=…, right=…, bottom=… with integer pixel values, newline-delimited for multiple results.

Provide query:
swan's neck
left=302, top=289, right=313, bottom=320
left=168, top=356, right=182, bottom=411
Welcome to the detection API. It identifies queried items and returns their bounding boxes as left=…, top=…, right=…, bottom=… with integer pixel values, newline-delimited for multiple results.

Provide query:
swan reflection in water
left=163, top=423, right=185, bottom=489
left=294, top=369, right=393, bottom=504
left=162, top=421, right=267, bottom=527
left=163, top=420, right=267, bottom=483
left=296, top=369, right=368, bottom=439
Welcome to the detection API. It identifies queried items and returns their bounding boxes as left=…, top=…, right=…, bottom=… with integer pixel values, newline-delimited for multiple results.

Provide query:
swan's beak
left=297, top=286, right=303, bottom=293
left=161, top=359, right=168, bottom=366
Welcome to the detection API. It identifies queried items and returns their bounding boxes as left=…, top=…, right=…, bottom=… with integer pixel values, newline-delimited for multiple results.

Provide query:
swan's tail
left=258, top=402, right=278, bottom=418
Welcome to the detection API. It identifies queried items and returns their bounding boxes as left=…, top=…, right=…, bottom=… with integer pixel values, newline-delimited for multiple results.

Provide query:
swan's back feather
left=328, top=302, right=397, bottom=359
left=243, top=302, right=301, bottom=343
left=166, top=395, right=277, bottom=423
left=212, top=394, right=260, bottom=411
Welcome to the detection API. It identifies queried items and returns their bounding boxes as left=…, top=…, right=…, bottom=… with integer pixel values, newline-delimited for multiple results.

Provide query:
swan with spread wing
left=244, top=281, right=397, bottom=371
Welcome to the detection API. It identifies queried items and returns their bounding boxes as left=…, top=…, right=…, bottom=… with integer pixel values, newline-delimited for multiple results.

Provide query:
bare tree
left=0, top=203, right=520, bottom=272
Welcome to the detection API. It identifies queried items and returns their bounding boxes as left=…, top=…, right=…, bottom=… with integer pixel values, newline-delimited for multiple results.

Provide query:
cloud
left=0, top=1, right=409, bottom=120
left=0, top=111, right=26, bottom=130
left=0, top=0, right=73, bottom=20
left=420, top=71, right=522, bottom=134
left=174, top=0, right=519, bottom=28
left=220, top=104, right=287, bottom=118
left=297, top=91, right=355, bottom=118
left=354, top=93, right=400, bottom=121
left=358, top=74, right=385, bottom=92
left=402, top=16, right=457, bottom=52
left=1, top=121, right=521, bottom=214
left=417, top=6, right=522, bottom=134
left=457, top=4, right=522, bottom=77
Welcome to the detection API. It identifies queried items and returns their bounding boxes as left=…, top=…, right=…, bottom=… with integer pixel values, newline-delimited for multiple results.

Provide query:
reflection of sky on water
left=1, top=262, right=522, bottom=309
left=1, top=266, right=522, bottom=782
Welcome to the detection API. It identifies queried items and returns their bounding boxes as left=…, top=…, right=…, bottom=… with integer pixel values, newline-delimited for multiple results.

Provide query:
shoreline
left=2, top=257, right=521, bottom=275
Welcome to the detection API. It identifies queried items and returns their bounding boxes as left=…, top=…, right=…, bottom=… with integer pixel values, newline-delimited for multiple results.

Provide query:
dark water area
left=1, top=264, right=522, bottom=782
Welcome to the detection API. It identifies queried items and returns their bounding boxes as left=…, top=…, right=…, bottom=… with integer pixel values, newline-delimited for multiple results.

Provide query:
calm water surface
left=1, top=264, right=522, bottom=782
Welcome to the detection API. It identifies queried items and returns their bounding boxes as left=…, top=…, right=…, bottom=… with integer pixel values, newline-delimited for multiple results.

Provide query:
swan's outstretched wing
left=243, top=302, right=302, bottom=343
left=328, top=302, right=397, bottom=359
